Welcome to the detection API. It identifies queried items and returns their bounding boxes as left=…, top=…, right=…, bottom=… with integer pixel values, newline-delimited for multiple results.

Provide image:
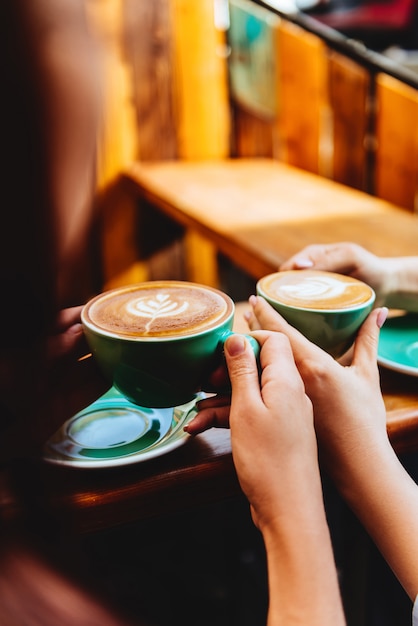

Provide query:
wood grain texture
left=124, top=0, right=177, bottom=161
left=124, top=157, right=418, bottom=278
left=277, top=20, right=328, bottom=175
left=375, top=73, right=418, bottom=212
left=329, top=51, right=370, bottom=191
left=170, top=0, right=230, bottom=159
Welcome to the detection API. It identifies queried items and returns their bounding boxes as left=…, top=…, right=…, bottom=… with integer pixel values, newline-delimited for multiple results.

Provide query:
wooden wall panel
left=88, top=0, right=232, bottom=288
left=232, top=105, right=276, bottom=157
left=86, top=0, right=138, bottom=188
left=87, top=0, right=179, bottom=287
left=277, top=20, right=329, bottom=175
left=329, top=51, right=370, bottom=191
left=170, top=0, right=231, bottom=159
left=170, top=0, right=231, bottom=284
left=375, top=74, right=418, bottom=212
left=124, top=0, right=177, bottom=161
left=89, top=0, right=231, bottom=167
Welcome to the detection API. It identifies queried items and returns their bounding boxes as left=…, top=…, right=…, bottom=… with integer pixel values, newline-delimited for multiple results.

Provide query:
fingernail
left=294, top=258, right=314, bottom=268
left=243, top=310, right=251, bottom=321
left=226, top=334, right=247, bottom=356
left=249, top=295, right=258, bottom=306
left=377, top=307, right=389, bottom=329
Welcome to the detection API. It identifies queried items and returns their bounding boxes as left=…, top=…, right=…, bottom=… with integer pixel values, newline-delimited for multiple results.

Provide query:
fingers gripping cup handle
left=221, top=330, right=260, bottom=360
left=220, top=331, right=261, bottom=386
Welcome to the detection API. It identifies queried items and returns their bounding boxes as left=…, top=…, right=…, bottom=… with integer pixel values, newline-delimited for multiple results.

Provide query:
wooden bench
left=122, top=156, right=418, bottom=282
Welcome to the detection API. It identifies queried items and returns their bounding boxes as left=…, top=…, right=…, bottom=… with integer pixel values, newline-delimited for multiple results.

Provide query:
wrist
left=378, top=257, right=402, bottom=302
left=326, top=434, right=397, bottom=509
left=258, top=465, right=329, bottom=544
left=382, top=257, right=418, bottom=311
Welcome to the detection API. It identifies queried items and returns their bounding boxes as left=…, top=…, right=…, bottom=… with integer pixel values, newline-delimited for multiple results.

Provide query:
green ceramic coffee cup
left=257, top=270, right=375, bottom=358
left=82, top=281, right=258, bottom=408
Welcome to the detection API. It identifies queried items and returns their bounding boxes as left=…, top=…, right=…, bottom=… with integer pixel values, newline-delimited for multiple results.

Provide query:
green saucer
left=43, top=387, right=199, bottom=468
left=378, top=313, right=418, bottom=377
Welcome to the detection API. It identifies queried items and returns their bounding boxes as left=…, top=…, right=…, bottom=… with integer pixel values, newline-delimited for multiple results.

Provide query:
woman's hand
left=224, top=331, right=346, bottom=624
left=43, top=306, right=108, bottom=429
left=280, top=241, right=418, bottom=310
left=224, top=331, right=317, bottom=530
left=280, top=242, right=391, bottom=305
left=185, top=392, right=231, bottom=435
left=245, top=296, right=389, bottom=491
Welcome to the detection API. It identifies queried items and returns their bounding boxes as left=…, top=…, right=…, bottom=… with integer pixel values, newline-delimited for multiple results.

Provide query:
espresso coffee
left=258, top=270, right=374, bottom=310
left=83, top=282, right=233, bottom=339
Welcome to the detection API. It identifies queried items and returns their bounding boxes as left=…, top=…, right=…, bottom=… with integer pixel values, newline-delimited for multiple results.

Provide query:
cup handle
left=201, top=331, right=260, bottom=396
left=220, top=330, right=260, bottom=361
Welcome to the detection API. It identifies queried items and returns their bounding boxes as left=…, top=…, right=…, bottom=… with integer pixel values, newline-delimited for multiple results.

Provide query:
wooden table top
left=124, top=158, right=418, bottom=278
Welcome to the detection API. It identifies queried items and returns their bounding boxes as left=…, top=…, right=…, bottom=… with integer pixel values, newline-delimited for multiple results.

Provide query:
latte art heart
left=258, top=270, right=374, bottom=310
left=278, top=276, right=357, bottom=302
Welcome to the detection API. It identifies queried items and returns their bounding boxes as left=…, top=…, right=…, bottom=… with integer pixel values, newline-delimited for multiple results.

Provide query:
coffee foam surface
left=259, top=270, right=373, bottom=310
left=84, top=283, right=232, bottom=338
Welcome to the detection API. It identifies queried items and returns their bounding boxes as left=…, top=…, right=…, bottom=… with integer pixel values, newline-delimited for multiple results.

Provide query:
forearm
left=331, top=438, right=418, bottom=601
left=259, top=478, right=346, bottom=625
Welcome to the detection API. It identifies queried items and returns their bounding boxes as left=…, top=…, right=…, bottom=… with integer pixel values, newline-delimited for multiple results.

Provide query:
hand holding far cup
left=246, top=295, right=390, bottom=491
